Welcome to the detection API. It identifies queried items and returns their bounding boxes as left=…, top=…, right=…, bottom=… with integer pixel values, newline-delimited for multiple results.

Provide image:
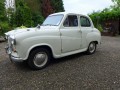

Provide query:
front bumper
left=5, top=46, right=24, bottom=62
left=9, top=55, right=23, bottom=62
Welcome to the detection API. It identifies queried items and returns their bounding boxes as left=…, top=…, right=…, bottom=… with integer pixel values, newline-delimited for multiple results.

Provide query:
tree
left=0, top=0, right=9, bottom=35
left=41, top=0, right=64, bottom=18
left=41, top=0, right=54, bottom=18
left=15, top=0, right=33, bottom=27
left=23, top=0, right=65, bottom=20
left=9, top=11, right=16, bottom=27
left=50, top=0, right=64, bottom=13
left=0, top=0, right=7, bottom=21
left=111, top=0, right=120, bottom=10
left=32, top=12, right=44, bottom=26
left=8, top=0, right=65, bottom=28
left=24, top=0, right=42, bottom=14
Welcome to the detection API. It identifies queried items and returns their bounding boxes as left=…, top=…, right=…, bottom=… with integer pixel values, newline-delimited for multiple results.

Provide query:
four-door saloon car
left=5, top=12, right=101, bottom=70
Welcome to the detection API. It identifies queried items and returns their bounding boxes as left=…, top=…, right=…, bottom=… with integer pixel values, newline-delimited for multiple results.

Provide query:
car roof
left=49, top=12, right=88, bottom=17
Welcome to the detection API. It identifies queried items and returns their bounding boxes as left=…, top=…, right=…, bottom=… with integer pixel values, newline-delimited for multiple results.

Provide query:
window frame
left=63, top=15, right=79, bottom=27
left=80, top=16, right=91, bottom=27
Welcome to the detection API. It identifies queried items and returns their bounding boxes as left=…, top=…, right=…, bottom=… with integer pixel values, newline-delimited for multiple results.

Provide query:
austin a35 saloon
left=5, top=12, right=101, bottom=69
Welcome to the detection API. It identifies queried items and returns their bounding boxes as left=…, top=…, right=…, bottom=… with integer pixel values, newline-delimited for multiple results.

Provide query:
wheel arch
left=87, top=41, right=98, bottom=48
left=30, top=45, right=53, bottom=55
left=93, top=41, right=98, bottom=44
left=25, top=44, right=54, bottom=60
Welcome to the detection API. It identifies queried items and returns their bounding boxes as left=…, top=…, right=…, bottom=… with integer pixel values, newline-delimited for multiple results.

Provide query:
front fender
left=26, top=43, right=55, bottom=60
left=16, top=36, right=61, bottom=60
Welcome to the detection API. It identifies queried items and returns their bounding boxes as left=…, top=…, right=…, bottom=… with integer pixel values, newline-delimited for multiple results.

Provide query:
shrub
left=0, top=22, right=9, bottom=36
left=32, top=12, right=44, bottom=26
left=96, top=24, right=103, bottom=32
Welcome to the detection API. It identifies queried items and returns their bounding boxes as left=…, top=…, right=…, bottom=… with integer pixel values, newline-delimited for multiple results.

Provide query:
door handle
left=79, top=30, right=82, bottom=33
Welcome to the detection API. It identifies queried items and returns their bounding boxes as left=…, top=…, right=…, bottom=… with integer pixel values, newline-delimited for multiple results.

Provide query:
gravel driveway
left=0, top=36, right=120, bottom=90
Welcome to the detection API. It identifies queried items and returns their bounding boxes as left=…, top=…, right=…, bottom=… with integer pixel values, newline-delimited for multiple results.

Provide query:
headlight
left=7, top=35, right=17, bottom=52
left=10, top=35, right=16, bottom=45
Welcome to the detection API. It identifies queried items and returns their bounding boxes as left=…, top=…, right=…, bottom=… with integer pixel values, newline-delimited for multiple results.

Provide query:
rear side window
left=63, top=15, right=78, bottom=27
left=80, top=16, right=91, bottom=27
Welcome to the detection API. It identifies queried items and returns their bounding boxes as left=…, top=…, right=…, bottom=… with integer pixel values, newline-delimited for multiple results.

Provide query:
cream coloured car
left=5, top=12, right=101, bottom=69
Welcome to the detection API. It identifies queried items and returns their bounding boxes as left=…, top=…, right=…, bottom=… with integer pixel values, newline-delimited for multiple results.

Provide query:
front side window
left=63, top=15, right=78, bottom=27
left=42, top=14, right=64, bottom=26
left=80, top=16, right=91, bottom=27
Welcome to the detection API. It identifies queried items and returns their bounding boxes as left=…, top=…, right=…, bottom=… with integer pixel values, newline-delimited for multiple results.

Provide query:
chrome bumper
left=5, top=46, right=23, bottom=62
left=10, top=55, right=23, bottom=62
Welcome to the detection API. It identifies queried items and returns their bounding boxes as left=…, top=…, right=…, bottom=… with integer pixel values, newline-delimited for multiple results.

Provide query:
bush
left=0, top=22, right=9, bottom=36
left=32, top=12, right=44, bottom=26
left=96, top=24, right=103, bottom=32
left=15, top=0, right=33, bottom=27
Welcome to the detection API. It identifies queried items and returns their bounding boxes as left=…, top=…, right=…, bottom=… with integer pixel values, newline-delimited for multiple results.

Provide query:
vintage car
left=5, top=12, right=101, bottom=69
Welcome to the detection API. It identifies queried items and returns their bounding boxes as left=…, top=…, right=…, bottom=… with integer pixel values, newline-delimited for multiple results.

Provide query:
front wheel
left=28, top=48, right=51, bottom=70
left=86, top=42, right=96, bottom=55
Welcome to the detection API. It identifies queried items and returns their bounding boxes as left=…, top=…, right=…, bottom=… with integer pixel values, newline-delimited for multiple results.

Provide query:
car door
left=60, top=14, right=82, bottom=53
left=80, top=16, right=93, bottom=49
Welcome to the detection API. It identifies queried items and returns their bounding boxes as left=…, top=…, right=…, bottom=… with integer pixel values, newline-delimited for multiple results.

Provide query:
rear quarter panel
left=86, top=30, right=101, bottom=46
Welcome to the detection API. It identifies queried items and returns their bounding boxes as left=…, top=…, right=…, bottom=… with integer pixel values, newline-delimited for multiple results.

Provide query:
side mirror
left=37, top=24, right=41, bottom=29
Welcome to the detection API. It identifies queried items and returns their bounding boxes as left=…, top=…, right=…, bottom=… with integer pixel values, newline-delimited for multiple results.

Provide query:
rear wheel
left=28, top=48, right=51, bottom=70
left=86, top=42, right=96, bottom=55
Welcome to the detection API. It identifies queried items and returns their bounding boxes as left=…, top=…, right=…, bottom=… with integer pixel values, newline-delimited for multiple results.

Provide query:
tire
left=86, top=42, right=96, bottom=55
left=28, top=48, right=51, bottom=70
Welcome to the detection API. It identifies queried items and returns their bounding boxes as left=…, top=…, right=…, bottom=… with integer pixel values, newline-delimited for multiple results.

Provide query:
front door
left=60, top=15, right=82, bottom=53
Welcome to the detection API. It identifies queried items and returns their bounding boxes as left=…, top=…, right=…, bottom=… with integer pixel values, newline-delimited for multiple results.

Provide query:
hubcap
left=89, top=43, right=95, bottom=53
left=33, top=52, right=48, bottom=67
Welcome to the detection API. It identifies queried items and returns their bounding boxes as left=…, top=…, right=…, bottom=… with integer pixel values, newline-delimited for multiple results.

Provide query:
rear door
left=80, top=16, right=93, bottom=48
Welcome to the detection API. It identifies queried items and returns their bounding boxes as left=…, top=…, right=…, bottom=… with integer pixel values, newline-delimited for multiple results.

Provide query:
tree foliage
left=32, top=12, right=44, bottom=26
left=24, top=0, right=41, bottom=13
left=24, top=0, right=64, bottom=18
left=14, top=0, right=64, bottom=26
left=41, top=0, right=54, bottom=18
left=0, top=0, right=65, bottom=35
left=50, top=0, right=64, bottom=13
left=0, top=0, right=9, bottom=35
left=111, top=0, right=120, bottom=9
left=15, top=0, right=33, bottom=27
left=0, top=0, right=7, bottom=21
left=89, top=0, right=120, bottom=31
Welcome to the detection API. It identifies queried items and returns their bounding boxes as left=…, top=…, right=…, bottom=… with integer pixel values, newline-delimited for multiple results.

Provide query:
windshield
left=42, top=14, right=64, bottom=26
